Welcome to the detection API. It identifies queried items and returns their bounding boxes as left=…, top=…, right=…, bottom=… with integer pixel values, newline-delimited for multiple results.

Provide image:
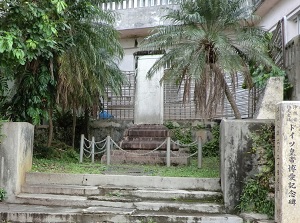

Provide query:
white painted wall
left=257, top=0, right=300, bottom=43
left=134, top=54, right=164, bottom=124
left=118, top=38, right=143, bottom=71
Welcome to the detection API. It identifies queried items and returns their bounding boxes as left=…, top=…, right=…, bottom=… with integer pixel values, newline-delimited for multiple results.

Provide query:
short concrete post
left=166, top=137, right=171, bottom=167
left=275, top=102, right=300, bottom=223
left=79, top=134, right=84, bottom=163
left=197, top=137, right=202, bottom=168
left=106, top=136, right=111, bottom=165
left=0, top=122, right=34, bottom=202
left=91, top=137, right=95, bottom=163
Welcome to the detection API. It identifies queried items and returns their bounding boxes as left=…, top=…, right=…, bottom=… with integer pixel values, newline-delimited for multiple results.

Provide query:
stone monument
left=275, top=102, right=300, bottom=222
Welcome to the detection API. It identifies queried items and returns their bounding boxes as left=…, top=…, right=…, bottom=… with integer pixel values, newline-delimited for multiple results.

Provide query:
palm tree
left=56, top=0, right=124, bottom=147
left=141, top=0, right=274, bottom=119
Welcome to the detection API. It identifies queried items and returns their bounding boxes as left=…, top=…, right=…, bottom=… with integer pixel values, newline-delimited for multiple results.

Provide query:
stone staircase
left=0, top=172, right=243, bottom=223
left=101, top=124, right=189, bottom=165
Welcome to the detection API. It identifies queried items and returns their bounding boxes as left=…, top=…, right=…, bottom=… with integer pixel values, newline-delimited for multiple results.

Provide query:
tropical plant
left=141, top=0, right=275, bottom=119
left=56, top=0, right=124, bottom=147
left=0, top=0, right=124, bottom=147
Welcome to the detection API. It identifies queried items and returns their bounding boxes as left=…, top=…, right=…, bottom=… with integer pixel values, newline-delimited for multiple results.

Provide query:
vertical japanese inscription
left=275, top=102, right=300, bottom=223
left=275, top=105, right=281, bottom=222
left=288, top=123, right=296, bottom=205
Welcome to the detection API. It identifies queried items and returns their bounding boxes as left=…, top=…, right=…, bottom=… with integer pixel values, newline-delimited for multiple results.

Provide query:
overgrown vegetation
left=238, top=124, right=275, bottom=218
left=249, top=64, right=292, bottom=99
left=34, top=140, right=78, bottom=162
left=32, top=157, right=219, bottom=178
left=0, top=0, right=124, bottom=147
left=165, top=121, right=220, bottom=157
left=0, top=188, right=6, bottom=201
left=202, top=124, right=220, bottom=157
left=164, top=121, right=198, bottom=153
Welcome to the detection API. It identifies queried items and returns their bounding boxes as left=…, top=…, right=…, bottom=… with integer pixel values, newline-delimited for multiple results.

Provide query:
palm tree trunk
left=211, top=64, right=242, bottom=119
left=72, top=103, right=77, bottom=148
left=47, top=108, right=53, bottom=147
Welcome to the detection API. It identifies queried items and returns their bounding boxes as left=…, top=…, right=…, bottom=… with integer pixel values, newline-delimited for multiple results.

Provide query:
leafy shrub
left=164, top=122, right=197, bottom=153
left=0, top=188, right=6, bottom=201
left=238, top=178, right=274, bottom=217
left=238, top=124, right=275, bottom=218
left=202, top=124, right=220, bottom=157
left=33, top=140, right=79, bottom=162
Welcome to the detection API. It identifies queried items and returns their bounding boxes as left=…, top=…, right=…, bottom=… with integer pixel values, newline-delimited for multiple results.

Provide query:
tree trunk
left=211, top=64, right=242, bottom=119
left=72, top=103, right=77, bottom=148
left=47, top=108, right=53, bottom=147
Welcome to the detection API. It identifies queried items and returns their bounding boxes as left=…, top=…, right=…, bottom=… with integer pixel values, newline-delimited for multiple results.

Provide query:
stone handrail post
left=197, top=137, right=202, bottom=168
left=106, top=135, right=111, bottom=165
left=166, top=137, right=171, bottom=167
left=79, top=134, right=84, bottom=163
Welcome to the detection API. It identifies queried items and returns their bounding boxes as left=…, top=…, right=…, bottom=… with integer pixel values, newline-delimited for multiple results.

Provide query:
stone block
left=254, top=77, right=283, bottom=119
left=101, top=149, right=190, bottom=165
left=220, top=119, right=273, bottom=213
left=0, top=122, right=34, bottom=202
left=275, top=102, right=300, bottom=223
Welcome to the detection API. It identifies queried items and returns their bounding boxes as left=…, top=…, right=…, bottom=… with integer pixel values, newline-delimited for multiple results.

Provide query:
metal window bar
left=271, top=19, right=285, bottom=69
left=102, top=71, right=135, bottom=120
left=102, top=71, right=260, bottom=120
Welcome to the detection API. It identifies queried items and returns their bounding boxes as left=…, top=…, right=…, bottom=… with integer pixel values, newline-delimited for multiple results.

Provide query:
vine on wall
left=238, top=124, right=275, bottom=218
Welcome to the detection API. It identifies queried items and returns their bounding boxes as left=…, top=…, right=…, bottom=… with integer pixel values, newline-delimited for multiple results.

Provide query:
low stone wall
left=89, top=119, right=216, bottom=144
left=0, top=122, right=34, bottom=202
left=220, top=119, right=274, bottom=213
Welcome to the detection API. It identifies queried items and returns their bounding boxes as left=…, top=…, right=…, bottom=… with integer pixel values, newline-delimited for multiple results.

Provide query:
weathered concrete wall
left=220, top=119, right=273, bottom=213
left=254, top=77, right=283, bottom=119
left=89, top=120, right=134, bottom=143
left=89, top=119, right=216, bottom=144
left=115, top=5, right=174, bottom=31
left=0, top=122, right=34, bottom=202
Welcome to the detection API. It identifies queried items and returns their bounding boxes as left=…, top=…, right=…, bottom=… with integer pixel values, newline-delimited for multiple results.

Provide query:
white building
left=101, top=0, right=287, bottom=122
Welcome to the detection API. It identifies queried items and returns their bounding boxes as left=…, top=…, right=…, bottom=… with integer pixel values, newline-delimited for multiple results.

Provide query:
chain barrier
left=110, top=138, right=167, bottom=156
left=79, top=134, right=203, bottom=168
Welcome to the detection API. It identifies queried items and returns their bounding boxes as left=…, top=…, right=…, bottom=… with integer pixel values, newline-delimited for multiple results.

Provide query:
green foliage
left=0, top=188, right=6, bottom=201
left=202, top=124, right=220, bottom=157
left=164, top=122, right=196, bottom=153
left=142, top=0, right=274, bottom=118
left=238, top=178, right=274, bottom=217
left=2, top=66, right=55, bottom=124
left=238, top=124, right=275, bottom=218
left=34, top=140, right=78, bottom=162
left=249, top=65, right=292, bottom=99
left=0, top=0, right=124, bottom=127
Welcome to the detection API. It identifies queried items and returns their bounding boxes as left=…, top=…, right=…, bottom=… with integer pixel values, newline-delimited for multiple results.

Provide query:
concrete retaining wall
left=89, top=119, right=216, bottom=144
left=220, top=119, right=274, bottom=213
left=0, top=122, right=34, bottom=202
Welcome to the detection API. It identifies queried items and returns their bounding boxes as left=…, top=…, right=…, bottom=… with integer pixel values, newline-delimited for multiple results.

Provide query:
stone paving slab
left=0, top=203, right=243, bottom=223
left=135, top=201, right=225, bottom=213
left=22, top=183, right=100, bottom=196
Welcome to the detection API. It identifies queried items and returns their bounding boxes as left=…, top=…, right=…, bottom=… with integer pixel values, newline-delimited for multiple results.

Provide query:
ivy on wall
left=238, top=124, right=275, bottom=218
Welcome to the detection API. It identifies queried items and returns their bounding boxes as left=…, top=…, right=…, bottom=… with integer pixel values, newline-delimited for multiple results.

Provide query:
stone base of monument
left=101, top=124, right=188, bottom=165
left=101, top=148, right=190, bottom=165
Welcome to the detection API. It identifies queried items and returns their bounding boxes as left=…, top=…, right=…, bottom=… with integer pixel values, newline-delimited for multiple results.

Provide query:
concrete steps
left=0, top=203, right=243, bottom=223
left=0, top=172, right=243, bottom=223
